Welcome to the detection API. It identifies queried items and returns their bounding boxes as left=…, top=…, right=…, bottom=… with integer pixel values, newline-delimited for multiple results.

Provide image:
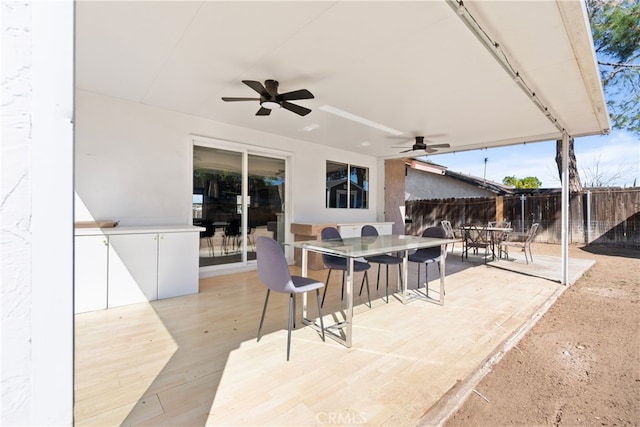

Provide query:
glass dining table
left=288, top=234, right=459, bottom=347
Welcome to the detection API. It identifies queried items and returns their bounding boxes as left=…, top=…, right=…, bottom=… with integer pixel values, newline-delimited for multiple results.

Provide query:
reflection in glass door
left=192, top=144, right=285, bottom=268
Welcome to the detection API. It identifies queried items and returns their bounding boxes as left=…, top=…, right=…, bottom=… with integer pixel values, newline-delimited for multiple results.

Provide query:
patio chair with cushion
left=319, top=227, right=371, bottom=308
left=360, top=225, right=402, bottom=303
left=408, top=226, right=447, bottom=296
left=499, top=223, right=539, bottom=264
left=256, top=236, right=325, bottom=361
left=461, top=224, right=491, bottom=263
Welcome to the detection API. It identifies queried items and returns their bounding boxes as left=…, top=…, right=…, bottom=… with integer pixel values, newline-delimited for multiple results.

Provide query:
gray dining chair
left=319, top=227, right=371, bottom=308
left=256, top=236, right=325, bottom=361
left=408, top=226, right=447, bottom=297
left=360, top=225, right=402, bottom=303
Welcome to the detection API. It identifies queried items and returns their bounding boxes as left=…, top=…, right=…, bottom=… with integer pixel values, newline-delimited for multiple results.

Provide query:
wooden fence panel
left=406, top=188, right=640, bottom=247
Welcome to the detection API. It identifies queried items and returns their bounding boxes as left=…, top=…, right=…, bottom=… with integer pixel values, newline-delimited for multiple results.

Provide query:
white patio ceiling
left=75, top=1, right=610, bottom=159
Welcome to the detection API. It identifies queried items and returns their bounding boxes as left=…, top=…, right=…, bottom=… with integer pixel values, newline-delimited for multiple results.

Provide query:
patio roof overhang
left=75, top=1, right=610, bottom=159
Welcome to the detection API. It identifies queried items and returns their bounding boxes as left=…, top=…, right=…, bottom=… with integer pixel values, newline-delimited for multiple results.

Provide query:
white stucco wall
left=1, top=1, right=74, bottom=424
left=405, top=168, right=495, bottom=200
left=75, top=90, right=382, bottom=232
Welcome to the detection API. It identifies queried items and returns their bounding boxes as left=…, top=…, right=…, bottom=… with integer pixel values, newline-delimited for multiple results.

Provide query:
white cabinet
left=158, top=232, right=199, bottom=299
left=337, top=222, right=393, bottom=238
left=74, top=226, right=202, bottom=313
left=75, top=235, right=108, bottom=313
left=108, top=233, right=159, bottom=308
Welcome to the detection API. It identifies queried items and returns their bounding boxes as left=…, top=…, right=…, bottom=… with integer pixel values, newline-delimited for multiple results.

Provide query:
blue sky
left=426, top=129, right=639, bottom=188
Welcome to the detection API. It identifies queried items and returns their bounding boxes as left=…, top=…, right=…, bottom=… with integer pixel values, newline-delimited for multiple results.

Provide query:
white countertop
left=74, top=225, right=205, bottom=236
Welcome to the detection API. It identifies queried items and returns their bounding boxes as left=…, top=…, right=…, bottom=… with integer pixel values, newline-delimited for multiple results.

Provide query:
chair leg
left=287, top=293, right=294, bottom=361
left=316, top=289, right=325, bottom=342
left=321, top=269, right=332, bottom=308
left=364, top=272, right=371, bottom=308
left=376, top=264, right=381, bottom=290
left=257, top=289, right=270, bottom=342
left=385, top=265, right=389, bottom=303
left=425, top=262, right=428, bottom=297
left=292, top=293, right=296, bottom=329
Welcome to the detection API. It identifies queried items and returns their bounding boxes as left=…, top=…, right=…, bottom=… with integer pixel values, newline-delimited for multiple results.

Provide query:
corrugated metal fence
left=405, top=188, right=640, bottom=247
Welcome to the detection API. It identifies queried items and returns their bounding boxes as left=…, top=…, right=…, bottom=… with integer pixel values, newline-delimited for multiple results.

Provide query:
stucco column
left=384, top=159, right=407, bottom=235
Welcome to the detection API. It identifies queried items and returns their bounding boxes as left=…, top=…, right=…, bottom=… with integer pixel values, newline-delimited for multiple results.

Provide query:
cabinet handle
left=103, top=240, right=108, bottom=246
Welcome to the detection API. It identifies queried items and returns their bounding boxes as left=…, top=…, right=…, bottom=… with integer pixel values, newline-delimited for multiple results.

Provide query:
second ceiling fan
left=395, top=136, right=450, bottom=153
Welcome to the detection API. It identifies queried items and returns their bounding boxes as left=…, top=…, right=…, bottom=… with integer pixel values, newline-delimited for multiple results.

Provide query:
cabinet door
left=158, top=232, right=199, bottom=299
left=74, top=235, right=108, bottom=313
left=338, top=225, right=360, bottom=238
left=108, top=233, right=158, bottom=307
left=376, top=224, right=392, bottom=235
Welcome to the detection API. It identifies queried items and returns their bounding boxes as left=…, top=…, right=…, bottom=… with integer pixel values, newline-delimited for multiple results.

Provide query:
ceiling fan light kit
left=222, top=79, right=314, bottom=116
left=260, top=101, right=280, bottom=110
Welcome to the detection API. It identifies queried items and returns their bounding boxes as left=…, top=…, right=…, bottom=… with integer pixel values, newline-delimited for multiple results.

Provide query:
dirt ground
left=445, top=243, right=640, bottom=426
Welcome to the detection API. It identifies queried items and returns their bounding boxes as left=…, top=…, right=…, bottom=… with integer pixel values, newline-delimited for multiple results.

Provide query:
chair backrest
left=440, top=220, right=454, bottom=238
left=414, top=226, right=447, bottom=259
left=225, top=218, right=241, bottom=236
left=199, top=219, right=215, bottom=238
left=321, top=227, right=345, bottom=268
left=464, top=224, right=489, bottom=245
left=422, top=226, right=447, bottom=239
left=525, top=223, right=540, bottom=244
left=361, top=225, right=379, bottom=237
left=256, top=236, right=296, bottom=294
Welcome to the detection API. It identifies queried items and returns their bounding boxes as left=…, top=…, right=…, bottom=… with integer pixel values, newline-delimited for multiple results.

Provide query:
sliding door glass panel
left=248, top=155, right=286, bottom=251
left=193, top=146, right=243, bottom=267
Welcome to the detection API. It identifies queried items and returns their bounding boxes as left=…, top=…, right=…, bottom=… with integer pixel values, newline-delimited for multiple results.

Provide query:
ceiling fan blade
left=256, top=107, right=271, bottom=116
left=221, top=97, right=260, bottom=102
left=242, top=80, right=268, bottom=97
left=279, top=89, right=314, bottom=101
left=281, top=101, right=311, bottom=116
left=425, top=147, right=438, bottom=154
left=427, top=143, right=451, bottom=149
left=400, top=148, right=414, bottom=153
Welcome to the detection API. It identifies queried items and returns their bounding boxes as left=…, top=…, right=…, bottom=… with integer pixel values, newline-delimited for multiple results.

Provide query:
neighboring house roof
left=444, top=169, right=514, bottom=196
left=405, top=159, right=514, bottom=199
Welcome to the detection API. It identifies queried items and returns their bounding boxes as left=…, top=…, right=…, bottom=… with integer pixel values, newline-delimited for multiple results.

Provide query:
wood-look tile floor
left=74, top=251, right=562, bottom=426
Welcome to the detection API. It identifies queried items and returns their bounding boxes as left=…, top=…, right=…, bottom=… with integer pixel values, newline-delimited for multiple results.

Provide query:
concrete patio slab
left=487, top=252, right=595, bottom=284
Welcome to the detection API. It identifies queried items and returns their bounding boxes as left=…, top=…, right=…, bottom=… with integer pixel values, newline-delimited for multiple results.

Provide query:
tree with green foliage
left=556, top=0, right=639, bottom=191
left=502, top=176, right=542, bottom=189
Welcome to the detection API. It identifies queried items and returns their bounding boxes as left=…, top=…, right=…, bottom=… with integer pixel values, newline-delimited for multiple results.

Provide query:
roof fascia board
left=556, top=0, right=611, bottom=134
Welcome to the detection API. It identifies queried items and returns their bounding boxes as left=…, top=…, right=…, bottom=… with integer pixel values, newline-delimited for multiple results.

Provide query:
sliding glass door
left=193, top=142, right=286, bottom=268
